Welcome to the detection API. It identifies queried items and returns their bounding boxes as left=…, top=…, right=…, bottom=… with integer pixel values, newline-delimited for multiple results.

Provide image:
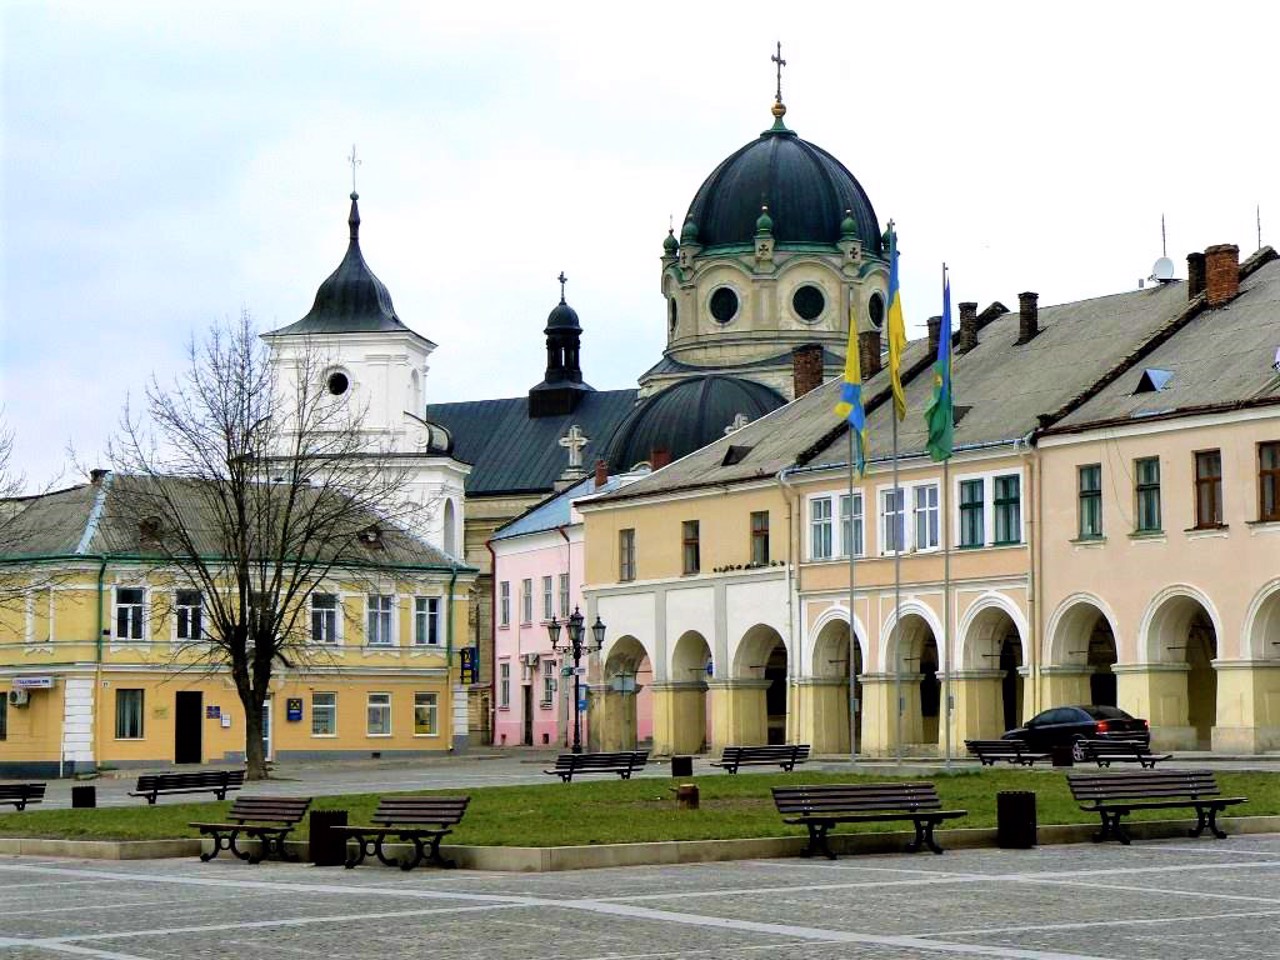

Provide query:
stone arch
left=882, top=600, right=943, bottom=673
left=1141, top=587, right=1220, bottom=748
left=733, top=623, right=788, bottom=745
left=959, top=594, right=1026, bottom=732
left=1046, top=594, right=1119, bottom=706
left=669, top=630, right=712, bottom=754
left=1245, top=579, right=1280, bottom=660
left=442, top=499, right=457, bottom=557
left=811, top=614, right=864, bottom=754
left=1140, top=585, right=1223, bottom=665
left=1046, top=594, right=1119, bottom=667
left=884, top=605, right=942, bottom=748
left=599, top=634, right=652, bottom=751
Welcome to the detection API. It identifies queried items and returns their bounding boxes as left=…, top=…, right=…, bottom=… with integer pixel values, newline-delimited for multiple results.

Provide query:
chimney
left=791, top=343, right=824, bottom=398
left=1204, top=244, right=1240, bottom=306
left=957, top=302, right=979, bottom=354
left=858, top=330, right=882, bottom=379
left=650, top=448, right=672, bottom=469
left=926, top=315, right=942, bottom=357
left=594, top=459, right=608, bottom=489
left=1016, top=291, right=1039, bottom=344
left=90, top=468, right=109, bottom=485
left=1186, top=252, right=1206, bottom=300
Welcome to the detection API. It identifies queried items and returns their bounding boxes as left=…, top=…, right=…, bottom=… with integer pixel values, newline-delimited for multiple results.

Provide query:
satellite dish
left=1152, top=257, right=1175, bottom=282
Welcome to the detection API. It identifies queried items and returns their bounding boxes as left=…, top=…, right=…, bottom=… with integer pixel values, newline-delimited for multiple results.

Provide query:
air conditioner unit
left=521, top=653, right=540, bottom=666
left=7, top=689, right=29, bottom=708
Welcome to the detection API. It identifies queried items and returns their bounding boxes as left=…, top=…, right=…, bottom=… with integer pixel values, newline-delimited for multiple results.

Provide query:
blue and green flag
left=924, top=269, right=953, bottom=461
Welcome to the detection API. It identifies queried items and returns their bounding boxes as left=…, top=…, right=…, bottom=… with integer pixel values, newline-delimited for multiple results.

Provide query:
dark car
left=1002, top=705, right=1149, bottom=760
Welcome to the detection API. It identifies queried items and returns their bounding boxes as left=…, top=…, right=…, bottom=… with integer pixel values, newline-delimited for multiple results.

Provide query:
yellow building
left=0, top=473, right=475, bottom=777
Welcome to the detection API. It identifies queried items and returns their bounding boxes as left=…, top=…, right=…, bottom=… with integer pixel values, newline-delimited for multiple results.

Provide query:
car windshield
left=1082, top=705, right=1130, bottom=720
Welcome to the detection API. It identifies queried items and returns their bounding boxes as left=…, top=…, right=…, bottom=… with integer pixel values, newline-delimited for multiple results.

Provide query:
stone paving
left=4, top=836, right=1280, bottom=958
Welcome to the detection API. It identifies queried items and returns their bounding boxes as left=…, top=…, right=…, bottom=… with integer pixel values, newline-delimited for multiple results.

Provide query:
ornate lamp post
left=547, top=607, right=605, bottom=753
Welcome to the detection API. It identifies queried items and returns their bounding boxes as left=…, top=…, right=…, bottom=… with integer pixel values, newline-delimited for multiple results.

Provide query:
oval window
left=709, top=287, right=739, bottom=324
left=327, top=371, right=350, bottom=396
left=792, top=284, right=825, bottom=322
left=868, top=292, right=885, bottom=329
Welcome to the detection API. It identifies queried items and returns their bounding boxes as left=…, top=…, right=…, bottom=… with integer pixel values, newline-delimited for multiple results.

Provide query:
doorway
left=174, top=691, right=202, bottom=764
left=522, top=685, right=533, bottom=746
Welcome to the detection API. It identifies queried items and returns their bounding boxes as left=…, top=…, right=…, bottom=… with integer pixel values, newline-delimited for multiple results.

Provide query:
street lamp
left=547, top=606, right=604, bottom=753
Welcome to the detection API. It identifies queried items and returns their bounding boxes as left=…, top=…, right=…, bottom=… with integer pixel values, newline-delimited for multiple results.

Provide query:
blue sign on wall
left=286, top=698, right=303, bottom=722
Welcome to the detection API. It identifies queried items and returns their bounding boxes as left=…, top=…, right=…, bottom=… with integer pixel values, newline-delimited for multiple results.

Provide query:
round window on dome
left=326, top=371, right=350, bottom=396
left=868, top=292, right=885, bottom=329
left=792, top=284, right=826, bottom=322
left=709, top=287, right=740, bottom=325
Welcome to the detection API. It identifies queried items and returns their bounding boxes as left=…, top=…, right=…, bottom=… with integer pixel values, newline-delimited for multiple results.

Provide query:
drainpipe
left=1014, top=430, right=1041, bottom=719
left=557, top=526, right=572, bottom=750
left=485, top=539, right=498, bottom=744
left=446, top=563, right=458, bottom=751
left=93, top=555, right=108, bottom=775
left=777, top=466, right=800, bottom=742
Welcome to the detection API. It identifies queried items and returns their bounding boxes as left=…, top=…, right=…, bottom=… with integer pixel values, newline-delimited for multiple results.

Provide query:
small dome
left=841, top=208, right=858, bottom=240
left=680, top=215, right=699, bottom=245
left=663, top=228, right=679, bottom=253
left=546, top=297, right=580, bottom=330
left=683, top=116, right=880, bottom=253
left=603, top=375, right=786, bottom=470
left=755, top=204, right=773, bottom=236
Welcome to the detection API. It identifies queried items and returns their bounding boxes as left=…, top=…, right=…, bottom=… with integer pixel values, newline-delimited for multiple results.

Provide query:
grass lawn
left=0, top=768, right=1276, bottom=846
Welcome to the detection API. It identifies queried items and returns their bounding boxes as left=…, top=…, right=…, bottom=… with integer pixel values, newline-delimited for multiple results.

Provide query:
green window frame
left=959, top=479, right=984, bottom=547
left=1134, top=457, right=1161, bottom=532
left=993, top=474, right=1021, bottom=544
left=1078, top=464, right=1103, bottom=539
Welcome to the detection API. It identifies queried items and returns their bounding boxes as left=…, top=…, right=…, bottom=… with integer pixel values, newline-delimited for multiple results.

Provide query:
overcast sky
left=3, top=1, right=1277, bottom=491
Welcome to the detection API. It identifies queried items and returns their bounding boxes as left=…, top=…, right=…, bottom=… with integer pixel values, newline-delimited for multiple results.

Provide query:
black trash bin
left=996, top=790, right=1037, bottom=849
left=71, top=785, right=96, bottom=809
left=1051, top=744, right=1075, bottom=767
left=671, top=755, right=693, bottom=778
left=309, top=810, right=349, bottom=866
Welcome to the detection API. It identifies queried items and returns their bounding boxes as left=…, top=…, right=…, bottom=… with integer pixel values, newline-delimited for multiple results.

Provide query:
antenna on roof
left=1259, top=204, right=1263, bottom=250
left=1149, top=214, right=1174, bottom=284
left=1161, top=213, right=1167, bottom=258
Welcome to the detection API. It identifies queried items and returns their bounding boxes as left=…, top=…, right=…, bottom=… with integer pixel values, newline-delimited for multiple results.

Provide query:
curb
left=4, top=815, right=1280, bottom=871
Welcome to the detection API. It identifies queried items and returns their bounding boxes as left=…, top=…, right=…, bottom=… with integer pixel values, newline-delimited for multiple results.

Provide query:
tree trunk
left=242, top=695, right=269, bottom=780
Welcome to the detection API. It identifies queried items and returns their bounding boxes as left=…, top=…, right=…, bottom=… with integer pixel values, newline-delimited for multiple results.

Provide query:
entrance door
left=174, top=691, right=203, bottom=764
left=261, top=699, right=273, bottom=761
left=521, top=686, right=533, bottom=746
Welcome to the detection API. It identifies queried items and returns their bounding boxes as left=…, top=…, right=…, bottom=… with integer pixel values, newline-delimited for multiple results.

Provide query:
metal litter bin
left=1051, top=744, right=1075, bottom=767
left=309, top=810, right=349, bottom=866
left=71, top=785, right=96, bottom=809
left=671, top=755, right=693, bottom=778
left=996, top=791, right=1036, bottom=849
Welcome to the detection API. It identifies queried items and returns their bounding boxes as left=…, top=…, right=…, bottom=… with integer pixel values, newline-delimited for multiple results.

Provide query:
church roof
left=490, top=472, right=635, bottom=542
left=682, top=107, right=881, bottom=253
left=266, top=193, right=433, bottom=345
left=425, top=389, right=638, bottom=496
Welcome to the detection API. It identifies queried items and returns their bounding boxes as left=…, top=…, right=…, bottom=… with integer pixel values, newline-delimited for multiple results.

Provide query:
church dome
left=683, top=113, right=881, bottom=253
left=546, top=298, right=580, bottom=330
left=603, top=375, right=786, bottom=470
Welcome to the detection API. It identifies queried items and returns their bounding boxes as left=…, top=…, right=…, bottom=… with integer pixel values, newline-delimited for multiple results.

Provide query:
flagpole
left=848, top=430, right=857, bottom=766
left=892, top=412, right=902, bottom=764
left=942, top=267, right=953, bottom=771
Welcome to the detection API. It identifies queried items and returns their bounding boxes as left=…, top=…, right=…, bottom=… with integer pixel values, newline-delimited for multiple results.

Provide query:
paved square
left=4, top=836, right=1280, bottom=958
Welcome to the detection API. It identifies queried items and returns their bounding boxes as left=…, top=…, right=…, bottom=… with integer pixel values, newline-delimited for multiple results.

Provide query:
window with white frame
left=311, top=692, right=336, bottom=736
left=558, top=573, right=570, bottom=616
left=840, top=493, right=864, bottom=557
left=809, top=497, right=834, bottom=560
left=414, top=597, right=440, bottom=646
left=993, top=474, right=1021, bottom=544
left=520, top=578, right=533, bottom=624
left=880, top=488, right=906, bottom=554
left=175, top=589, right=202, bottom=641
left=541, top=658, right=557, bottom=705
left=959, top=479, right=985, bottom=547
left=914, top=484, right=940, bottom=550
left=413, top=692, right=438, bottom=735
left=115, top=688, right=144, bottom=739
left=499, top=661, right=511, bottom=708
left=311, top=593, right=338, bottom=644
left=366, top=595, right=394, bottom=646
left=366, top=692, right=391, bottom=735
left=541, top=576, right=553, bottom=620
left=499, top=581, right=510, bottom=627
left=115, top=587, right=145, bottom=640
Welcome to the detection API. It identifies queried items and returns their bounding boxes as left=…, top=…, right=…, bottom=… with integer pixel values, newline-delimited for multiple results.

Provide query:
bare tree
left=0, top=416, right=71, bottom=613
left=109, top=311, right=420, bottom=779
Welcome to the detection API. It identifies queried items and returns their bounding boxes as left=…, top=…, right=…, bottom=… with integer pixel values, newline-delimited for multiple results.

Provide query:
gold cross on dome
left=772, top=42, right=786, bottom=103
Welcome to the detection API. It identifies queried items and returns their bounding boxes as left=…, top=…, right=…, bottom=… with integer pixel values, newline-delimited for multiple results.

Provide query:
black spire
left=529, top=273, right=593, bottom=417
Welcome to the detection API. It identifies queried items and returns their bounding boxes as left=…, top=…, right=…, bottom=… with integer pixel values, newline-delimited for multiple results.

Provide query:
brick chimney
left=791, top=343, right=824, bottom=398
left=1016, top=291, right=1039, bottom=344
left=594, top=459, right=608, bottom=489
left=858, top=330, right=882, bottom=379
left=1204, top=244, right=1240, bottom=306
left=650, top=448, right=672, bottom=469
left=957, top=302, right=979, bottom=354
left=926, top=316, right=941, bottom=357
left=1186, top=252, right=1206, bottom=300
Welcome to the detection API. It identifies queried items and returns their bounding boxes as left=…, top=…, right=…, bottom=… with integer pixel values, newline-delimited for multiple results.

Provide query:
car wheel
left=1071, top=738, right=1088, bottom=763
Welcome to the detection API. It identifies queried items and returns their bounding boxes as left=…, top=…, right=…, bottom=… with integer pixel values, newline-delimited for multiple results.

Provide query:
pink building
left=490, top=468, right=653, bottom=749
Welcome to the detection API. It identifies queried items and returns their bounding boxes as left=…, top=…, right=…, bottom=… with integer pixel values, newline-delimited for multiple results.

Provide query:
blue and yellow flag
left=834, top=304, right=868, bottom=475
left=924, top=268, right=954, bottom=461
left=887, top=227, right=907, bottom=421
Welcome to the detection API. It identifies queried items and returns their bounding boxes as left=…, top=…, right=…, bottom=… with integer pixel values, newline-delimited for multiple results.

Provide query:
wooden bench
left=189, top=796, right=312, bottom=863
left=1080, top=739, right=1171, bottom=769
left=544, top=750, right=649, bottom=782
left=130, top=769, right=246, bottom=804
left=964, top=739, right=1051, bottom=767
left=0, top=783, right=46, bottom=811
left=335, top=796, right=470, bottom=871
left=711, top=743, right=811, bottom=774
left=1068, top=769, right=1246, bottom=845
left=773, top=782, right=967, bottom=859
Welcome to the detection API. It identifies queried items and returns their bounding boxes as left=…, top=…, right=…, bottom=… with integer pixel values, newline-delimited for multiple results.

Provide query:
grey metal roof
left=490, top=473, right=634, bottom=542
left=424, top=389, right=639, bottom=497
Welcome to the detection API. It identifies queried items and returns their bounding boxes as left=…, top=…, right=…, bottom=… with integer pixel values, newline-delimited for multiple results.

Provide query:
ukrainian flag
left=834, top=304, right=868, bottom=475
left=887, top=227, right=907, bottom=421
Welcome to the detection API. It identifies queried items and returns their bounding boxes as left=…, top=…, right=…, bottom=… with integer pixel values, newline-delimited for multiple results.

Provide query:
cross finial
left=772, top=42, right=786, bottom=104
left=347, top=144, right=361, bottom=194
left=558, top=424, right=590, bottom=469
left=724, top=413, right=751, bottom=435
left=558, top=271, right=568, bottom=303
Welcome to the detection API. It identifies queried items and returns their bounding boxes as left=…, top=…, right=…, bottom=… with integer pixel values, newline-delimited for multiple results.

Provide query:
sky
left=3, top=1, right=1279, bottom=491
